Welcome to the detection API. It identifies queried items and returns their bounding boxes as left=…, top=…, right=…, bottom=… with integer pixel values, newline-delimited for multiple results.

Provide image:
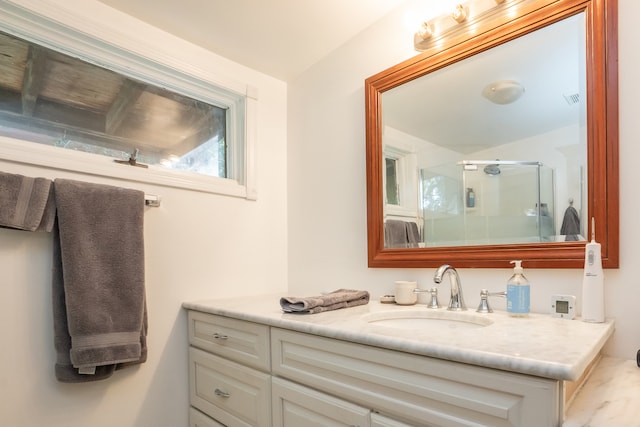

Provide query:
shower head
left=483, top=164, right=501, bottom=176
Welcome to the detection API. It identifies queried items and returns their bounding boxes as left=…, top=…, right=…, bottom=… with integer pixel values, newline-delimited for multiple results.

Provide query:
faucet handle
left=413, top=287, right=440, bottom=308
left=426, top=287, right=440, bottom=309
left=476, top=289, right=507, bottom=313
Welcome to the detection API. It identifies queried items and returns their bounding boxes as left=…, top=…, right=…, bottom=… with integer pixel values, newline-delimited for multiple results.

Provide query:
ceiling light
left=481, top=80, right=525, bottom=104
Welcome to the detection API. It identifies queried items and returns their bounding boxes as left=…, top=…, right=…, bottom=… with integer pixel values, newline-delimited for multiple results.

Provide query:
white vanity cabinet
left=271, top=328, right=560, bottom=427
left=187, top=309, right=565, bottom=426
left=188, top=311, right=272, bottom=427
left=185, top=295, right=614, bottom=426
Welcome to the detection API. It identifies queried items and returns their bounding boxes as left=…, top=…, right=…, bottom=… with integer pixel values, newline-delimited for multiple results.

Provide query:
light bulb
left=452, top=4, right=468, bottom=23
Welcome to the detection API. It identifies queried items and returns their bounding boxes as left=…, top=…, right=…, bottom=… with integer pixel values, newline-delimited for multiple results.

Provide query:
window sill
left=0, top=136, right=255, bottom=199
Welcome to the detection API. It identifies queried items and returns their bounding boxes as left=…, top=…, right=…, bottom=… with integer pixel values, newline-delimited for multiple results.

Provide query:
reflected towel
left=406, top=221, right=421, bottom=248
left=280, top=289, right=370, bottom=314
left=384, top=220, right=407, bottom=248
left=385, top=220, right=420, bottom=248
left=561, top=206, right=581, bottom=241
left=0, top=171, right=55, bottom=231
left=52, top=179, right=147, bottom=382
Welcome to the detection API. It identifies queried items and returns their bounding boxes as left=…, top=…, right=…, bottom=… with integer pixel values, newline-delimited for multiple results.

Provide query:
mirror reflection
left=382, top=13, right=586, bottom=249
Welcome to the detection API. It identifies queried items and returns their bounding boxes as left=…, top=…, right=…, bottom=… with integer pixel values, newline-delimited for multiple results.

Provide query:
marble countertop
left=183, top=293, right=614, bottom=381
left=563, top=356, right=640, bottom=426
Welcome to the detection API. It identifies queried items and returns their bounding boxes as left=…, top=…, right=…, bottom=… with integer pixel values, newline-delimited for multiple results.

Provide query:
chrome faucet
left=433, top=264, right=467, bottom=311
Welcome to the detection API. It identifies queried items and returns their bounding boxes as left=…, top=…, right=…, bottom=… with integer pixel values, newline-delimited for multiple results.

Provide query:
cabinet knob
left=214, top=388, right=231, bottom=398
left=212, top=332, right=229, bottom=340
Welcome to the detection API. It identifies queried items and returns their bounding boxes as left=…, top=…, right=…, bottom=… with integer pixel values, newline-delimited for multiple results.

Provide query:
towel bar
left=144, top=194, right=161, bottom=207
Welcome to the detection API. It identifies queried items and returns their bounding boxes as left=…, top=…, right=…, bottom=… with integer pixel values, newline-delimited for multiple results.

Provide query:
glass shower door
left=419, top=160, right=556, bottom=247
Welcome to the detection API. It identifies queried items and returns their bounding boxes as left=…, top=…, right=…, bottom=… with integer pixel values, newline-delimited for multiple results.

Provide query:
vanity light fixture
left=452, top=4, right=468, bottom=23
left=414, top=0, right=509, bottom=51
left=481, top=80, right=525, bottom=105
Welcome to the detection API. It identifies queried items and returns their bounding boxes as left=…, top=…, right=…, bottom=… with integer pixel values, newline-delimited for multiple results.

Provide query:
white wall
left=0, top=1, right=288, bottom=426
left=288, top=0, right=637, bottom=360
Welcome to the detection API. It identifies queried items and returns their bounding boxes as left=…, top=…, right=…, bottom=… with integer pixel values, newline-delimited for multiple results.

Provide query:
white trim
left=0, top=136, right=248, bottom=197
left=383, top=143, right=419, bottom=220
left=245, top=91, right=259, bottom=200
left=0, top=0, right=258, bottom=199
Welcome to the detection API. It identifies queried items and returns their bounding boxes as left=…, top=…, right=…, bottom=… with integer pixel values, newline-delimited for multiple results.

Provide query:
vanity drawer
left=188, top=311, right=270, bottom=371
left=189, top=407, right=225, bottom=427
left=190, top=346, right=271, bottom=427
left=271, top=328, right=560, bottom=427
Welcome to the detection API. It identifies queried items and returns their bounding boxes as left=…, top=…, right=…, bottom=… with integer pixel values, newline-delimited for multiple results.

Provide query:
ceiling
left=98, top=0, right=408, bottom=81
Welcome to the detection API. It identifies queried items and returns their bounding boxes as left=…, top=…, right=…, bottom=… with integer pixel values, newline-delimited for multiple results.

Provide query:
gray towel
left=52, top=179, right=147, bottom=382
left=385, top=220, right=420, bottom=248
left=52, top=223, right=117, bottom=382
left=384, top=220, right=408, bottom=248
left=280, top=289, right=370, bottom=314
left=406, top=221, right=421, bottom=248
left=561, top=206, right=581, bottom=241
left=0, top=171, right=56, bottom=232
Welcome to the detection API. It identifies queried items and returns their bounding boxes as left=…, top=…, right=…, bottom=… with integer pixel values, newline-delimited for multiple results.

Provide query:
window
left=0, top=2, right=257, bottom=199
left=382, top=141, right=418, bottom=219
left=385, top=157, right=400, bottom=205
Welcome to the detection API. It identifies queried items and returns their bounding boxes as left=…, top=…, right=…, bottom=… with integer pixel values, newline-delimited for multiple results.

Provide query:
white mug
left=394, top=281, right=417, bottom=305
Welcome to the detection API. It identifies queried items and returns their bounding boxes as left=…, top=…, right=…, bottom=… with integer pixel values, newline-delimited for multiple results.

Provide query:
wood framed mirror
left=365, top=0, right=618, bottom=268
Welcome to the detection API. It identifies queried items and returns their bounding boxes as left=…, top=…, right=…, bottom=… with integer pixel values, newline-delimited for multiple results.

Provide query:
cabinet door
left=371, top=412, right=419, bottom=427
left=272, top=377, right=370, bottom=427
left=272, top=328, right=560, bottom=427
left=189, top=407, right=225, bottom=427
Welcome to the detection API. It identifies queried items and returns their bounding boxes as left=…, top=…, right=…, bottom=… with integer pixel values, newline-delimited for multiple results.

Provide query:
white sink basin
left=362, top=309, right=493, bottom=329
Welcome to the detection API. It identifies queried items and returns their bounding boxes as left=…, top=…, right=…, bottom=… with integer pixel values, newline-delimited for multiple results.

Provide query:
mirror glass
left=366, top=0, right=618, bottom=268
left=382, top=14, right=585, bottom=248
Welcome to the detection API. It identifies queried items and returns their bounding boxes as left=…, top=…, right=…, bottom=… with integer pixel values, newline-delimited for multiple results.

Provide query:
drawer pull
left=212, top=332, right=229, bottom=340
left=214, top=388, right=231, bottom=398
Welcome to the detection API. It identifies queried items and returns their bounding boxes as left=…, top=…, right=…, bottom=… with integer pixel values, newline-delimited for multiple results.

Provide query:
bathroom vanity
left=183, top=295, right=614, bottom=427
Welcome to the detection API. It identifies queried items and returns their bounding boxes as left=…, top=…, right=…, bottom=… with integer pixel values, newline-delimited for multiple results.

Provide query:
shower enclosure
left=420, top=160, right=556, bottom=247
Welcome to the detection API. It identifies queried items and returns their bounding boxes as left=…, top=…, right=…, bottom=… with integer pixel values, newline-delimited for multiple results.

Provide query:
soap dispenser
left=506, top=260, right=530, bottom=317
left=466, top=188, right=476, bottom=208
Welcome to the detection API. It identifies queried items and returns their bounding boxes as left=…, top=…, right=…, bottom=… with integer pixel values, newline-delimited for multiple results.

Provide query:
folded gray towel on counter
left=0, top=171, right=55, bottom=232
left=280, top=289, right=370, bottom=314
left=52, top=178, right=147, bottom=382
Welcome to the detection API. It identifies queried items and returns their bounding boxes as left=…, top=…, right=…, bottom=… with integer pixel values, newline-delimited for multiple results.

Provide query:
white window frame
left=0, top=0, right=257, bottom=200
left=383, top=127, right=419, bottom=220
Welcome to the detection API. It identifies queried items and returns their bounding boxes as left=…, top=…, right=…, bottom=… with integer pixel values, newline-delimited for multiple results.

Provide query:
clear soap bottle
left=506, top=260, right=530, bottom=317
